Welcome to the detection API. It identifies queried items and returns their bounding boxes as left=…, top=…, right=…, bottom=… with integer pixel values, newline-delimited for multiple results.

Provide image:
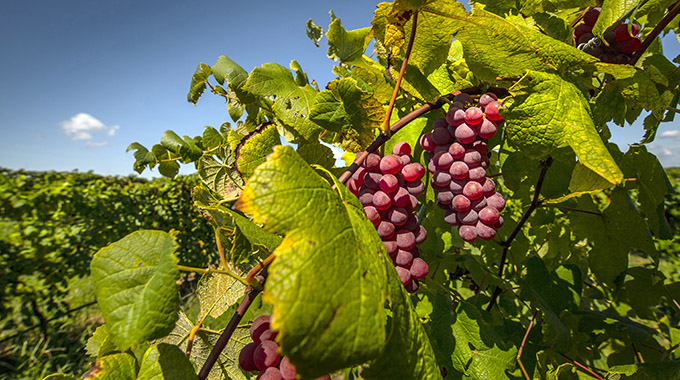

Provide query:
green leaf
left=188, top=63, right=212, bottom=105
left=448, top=8, right=597, bottom=82
left=201, top=126, right=225, bottom=151
left=158, top=161, right=180, bottom=178
left=196, top=270, right=246, bottom=320
left=608, top=361, right=680, bottom=379
left=326, top=18, right=371, bottom=65
left=136, top=343, right=198, bottom=380
left=86, top=325, right=118, bottom=358
left=90, top=230, right=180, bottom=350
left=160, top=131, right=203, bottom=163
left=81, top=352, right=138, bottom=380
left=506, top=71, right=623, bottom=186
left=431, top=299, right=518, bottom=379
left=236, top=145, right=389, bottom=379
left=42, top=375, right=77, bottom=380
left=296, top=142, right=336, bottom=169
left=310, top=77, right=385, bottom=133
left=306, top=19, right=324, bottom=47
left=570, top=188, right=657, bottom=285
left=197, top=145, right=244, bottom=200
left=235, top=122, right=280, bottom=179
left=126, top=143, right=157, bottom=174
left=211, top=55, right=248, bottom=89
left=592, top=0, right=638, bottom=38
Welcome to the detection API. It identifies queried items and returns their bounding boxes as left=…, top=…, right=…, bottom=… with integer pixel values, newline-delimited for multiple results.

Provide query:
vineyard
left=7, top=0, right=680, bottom=379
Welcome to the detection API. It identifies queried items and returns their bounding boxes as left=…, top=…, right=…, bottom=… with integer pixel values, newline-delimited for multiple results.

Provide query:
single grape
left=495, top=216, right=504, bottom=229
left=484, top=101, right=503, bottom=121
left=486, top=192, right=506, bottom=211
left=279, top=356, right=297, bottom=380
left=392, top=187, right=410, bottom=208
left=463, top=149, right=482, bottom=168
left=257, top=367, right=284, bottom=380
left=479, top=206, right=500, bottom=225
left=468, top=167, right=486, bottom=182
left=420, top=133, right=436, bottom=152
left=396, top=249, right=414, bottom=267
left=433, top=151, right=454, bottom=169
left=396, top=266, right=411, bottom=285
left=238, top=342, right=258, bottom=372
left=583, top=7, right=601, bottom=27
left=364, top=206, right=380, bottom=227
left=482, top=177, right=496, bottom=195
left=365, top=153, right=381, bottom=171
left=458, top=225, right=478, bottom=242
left=363, top=172, right=382, bottom=190
left=473, top=140, right=489, bottom=157
left=250, top=315, right=271, bottom=344
left=380, top=155, right=403, bottom=175
left=259, top=328, right=278, bottom=342
left=405, top=194, right=419, bottom=213
left=399, top=154, right=411, bottom=166
left=377, top=220, right=396, bottom=239
left=373, top=190, right=392, bottom=210
left=476, top=220, right=497, bottom=241
left=479, top=92, right=498, bottom=108
left=436, top=190, right=455, bottom=206
left=414, top=225, right=427, bottom=244
left=432, top=127, right=452, bottom=145
left=447, top=108, right=466, bottom=126
left=393, top=141, right=412, bottom=156
left=253, top=340, right=280, bottom=370
left=604, top=31, right=617, bottom=45
left=388, top=207, right=409, bottom=226
left=573, top=23, right=592, bottom=41
left=358, top=189, right=374, bottom=207
left=449, top=161, right=469, bottom=180
left=454, top=123, right=477, bottom=144
left=444, top=209, right=459, bottom=226
left=379, top=174, right=399, bottom=193
left=614, top=23, right=640, bottom=41
left=464, top=107, right=484, bottom=125
left=405, top=279, right=419, bottom=293
left=449, top=142, right=466, bottom=159
left=405, top=180, right=425, bottom=197
left=352, top=166, right=367, bottom=185
left=463, top=181, right=484, bottom=200
left=452, top=194, right=471, bottom=213
left=410, top=258, right=429, bottom=279
left=450, top=178, right=466, bottom=194
left=432, top=117, right=448, bottom=130
left=453, top=93, right=473, bottom=105
left=457, top=209, right=479, bottom=225
left=471, top=197, right=488, bottom=212
left=578, top=32, right=594, bottom=45
left=396, top=229, right=416, bottom=250
left=401, top=163, right=425, bottom=181
left=383, top=240, right=398, bottom=255
left=433, top=170, right=452, bottom=187
left=427, top=159, right=436, bottom=174
left=478, top=118, right=497, bottom=139
left=619, top=37, right=642, bottom=54
left=347, top=178, right=359, bottom=195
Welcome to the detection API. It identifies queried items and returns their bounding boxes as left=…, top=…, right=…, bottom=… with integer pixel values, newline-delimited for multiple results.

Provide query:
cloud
left=59, top=113, right=119, bottom=145
left=659, top=130, right=680, bottom=139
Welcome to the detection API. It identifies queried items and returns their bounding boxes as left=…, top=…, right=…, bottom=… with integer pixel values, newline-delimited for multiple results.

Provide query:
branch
left=517, top=310, right=538, bottom=380
left=558, top=353, right=605, bottom=380
left=631, top=1, right=680, bottom=65
left=197, top=268, right=268, bottom=380
left=486, top=157, right=553, bottom=311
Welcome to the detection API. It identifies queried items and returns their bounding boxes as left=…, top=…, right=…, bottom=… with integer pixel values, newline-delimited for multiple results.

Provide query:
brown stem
left=559, top=353, right=605, bottom=380
left=197, top=271, right=267, bottom=380
left=631, top=1, right=680, bottom=65
left=486, top=157, right=553, bottom=311
left=246, top=252, right=276, bottom=286
left=517, top=310, right=538, bottom=380
left=383, top=12, right=419, bottom=133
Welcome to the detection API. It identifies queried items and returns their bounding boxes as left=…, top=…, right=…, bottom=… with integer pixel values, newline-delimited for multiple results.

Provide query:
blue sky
left=1, top=1, right=679, bottom=178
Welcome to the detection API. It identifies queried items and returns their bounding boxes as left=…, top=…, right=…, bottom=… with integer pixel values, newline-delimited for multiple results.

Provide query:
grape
left=388, top=207, right=408, bottom=226
left=239, top=342, right=258, bottom=372
left=410, top=258, right=428, bottom=279
left=377, top=220, right=395, bottom=239
left=402, top=163, right=425, bottom=181
left=396, top=266, right=411, bottom=285
left=458, top=225, right=478, bottom=242
left=364, top=206, right=380, bottom=227
left=405, top=279, right=419, bottom=293
left=379, top=174, right=399, bottom=193
left=484, top=101, right=503, bottom=121
left=464, top=107, right=484, bottom=125
left=250, top=315, right=271, bottom=344
left=427, top=159, right=436, bottom=174
left=257, top=367, right=283, bottom=380
left=479, top=92, right=497, bottom=108
left=364, top=172, right=381, bottom=190
left=455, top=123, right=476, bottom=144
left=396, top=229, right=416, bottom=250
left=453, top=93, right=473, bottom=105
left=450, top=178, right=466, bottom=194
left=482, top=177, right=496, bottom=194
left=405, top=194, right=419, bottom=213
left=365, top=153, right=381, bottom=171
left=436, top=190, right=455, bottom=206
left=393, top=141, right=412, bottom=156
left=444, top=209, right=459, bottom=226
left=614, top=23, right=640, bottom=41
left=405, top=180, right=425, bottom=197
left=403, top=214, right=419, bottom=231
left=486, top=192, right=506, bottom=211
left=458, top=209, right=479, bottom=225
left=399, top=154, right=411, bottom=166
left=392, top=187, right=410, bottom=208
left=447, top=107, right=466, bottom=126
left=463, top=149, right=482, bottom=168
left=449, top=142, right=466, bottom=159
left=259, top=328, right=277, bottom=342
left=479, top=206, right=500, bottom=225
left=384, top=240, right=398, bottom=256
left=473, top=140, right=489, bottom=156
left=476, top=220, right=497, bottom=241
left=478, top=118, right=497, bottom=139
left=359, top=189, right=374, bottom=207
left=573, top=23, right=592, bottom=41
left=578, top=32, right=594, bottom=45
left=415, top=225, right=427, bottom=244
left=471, top=197, right=488, bottom=212
left=432, top=170, right=452, bottom=187
left=396, top=249, right=413, bottom=267
left=352, top=166, right=366, bottom=185
left=449, top=161, right=469, bottom=180
left=373, top=191, right=392, bottom=210
left=452, top=194, right=471, bottom=213
left=279, top=356, right=297, bottom=380
left=619, top=37, right=642, bottom=54
left=468, top=167, right=486, bottom=182
left=380, top=155, right=403, bottom=175
left=432, top=127, right=452, bottom=145
left=347, top=178, right=359, bottom=195
left=253, top=340, right=280, bottom=370
left=463, top=181, right=483, bottom=200
left=433, top=151, right=454, bottom=169
left=583, top=7, right=601, bottom=27
left=420, top=133, right=436, bottom=152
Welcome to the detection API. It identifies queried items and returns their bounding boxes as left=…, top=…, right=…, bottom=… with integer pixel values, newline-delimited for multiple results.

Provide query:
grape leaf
left=90, top=230, right=180, bottom=350
left=608, top=362, right=680, bottom=379
left=326, top=18, right=371, bottom=65
left=235, top=123, right=279, bottom=179
left=126, top=142, right=158, bottom=174
left=85, top=325, right=118, bottom=358
left=81, top=352, right=137, bottom=380
left=505, top=71, right=623, bottom=186
left=136, top=343, right=198, bottom=380
left=306, top=19, right=323, bottom=47
left=188, top=62, right=212, bottom=104
left=197, top=270, right=246, bottom=320
left=198, top=145, right=244, bottom=201
left=236, top=145, right=389, bottom=379
left=592, top=0, right=638, bottom=38
left=42, top=375, right=77, bottom=380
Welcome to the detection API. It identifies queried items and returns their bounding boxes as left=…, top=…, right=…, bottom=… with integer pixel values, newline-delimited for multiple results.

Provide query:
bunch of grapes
left=419, top=92, right=505, bottom=243
left=239, top=315, right=331, bottom=380
left=574, top=7, right=642, bottom=64
left=346, top=142, right=429, bottom=293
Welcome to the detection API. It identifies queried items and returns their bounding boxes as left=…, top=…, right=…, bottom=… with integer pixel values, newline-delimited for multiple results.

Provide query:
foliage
left=44, top=1, right=680, bottom=380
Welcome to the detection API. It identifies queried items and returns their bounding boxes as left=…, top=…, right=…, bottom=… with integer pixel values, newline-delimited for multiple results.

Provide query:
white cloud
left=86, top=141, right=109, bottom=148
left=59, top=113, right=119, bottom=145
left=659, top=130, right=680, bottom=139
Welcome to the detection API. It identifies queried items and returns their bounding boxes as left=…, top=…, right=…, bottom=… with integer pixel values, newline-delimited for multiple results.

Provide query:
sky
left=1, top=1, right=680, bottom=179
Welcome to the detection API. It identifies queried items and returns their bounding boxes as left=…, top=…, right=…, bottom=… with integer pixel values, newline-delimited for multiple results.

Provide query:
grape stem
left=517, top=310, right=538, bottom=380
left=486, top=156, right=553, bottom=311
left=630, top=0, right=680, bottom=65
left=197, top=268, right=268, bottom=380
left=177, top=265, right=248, bottom=286
left=558, top=353, right=605, bottom=380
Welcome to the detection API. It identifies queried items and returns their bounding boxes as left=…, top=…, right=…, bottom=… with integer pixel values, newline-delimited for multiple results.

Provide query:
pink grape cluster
left=238, top=315, right=330, bottom=380
left=347, top=142, right=429, bottom=293
left=574, top=7, right=642, bottom=64
left=419, top=93, right=506, bottom=243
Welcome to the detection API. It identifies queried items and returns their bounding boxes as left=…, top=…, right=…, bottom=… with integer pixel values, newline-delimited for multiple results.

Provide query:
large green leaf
left=197, top=146, right=244, bottom=201
left=236, top=145, right=389, bottom=379
left=592, top=0, right=638, bottom=38
left=326, top=18, right=372, bottom=65
left=506, top=71, right=623, bottom=186
left=136, top=343, right=198, bottom=380
left=235, top=123, right=280, bottom=179
left=188, top=63, right=212, bottom=104
left=90, top=230, right=180, bottom=350
left=81, top=352, right=138, bottom=380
